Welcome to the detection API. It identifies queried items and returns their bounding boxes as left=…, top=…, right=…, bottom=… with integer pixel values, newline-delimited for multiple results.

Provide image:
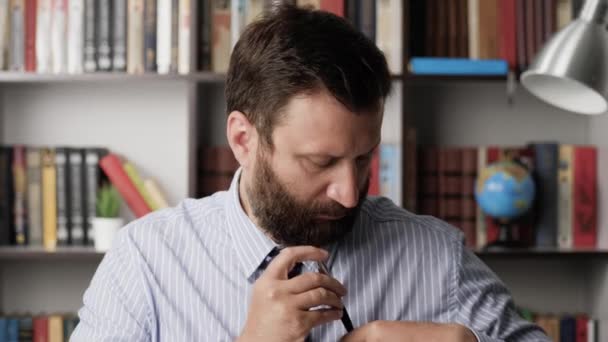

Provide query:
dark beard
left=245, top=152, right=367, bottom=247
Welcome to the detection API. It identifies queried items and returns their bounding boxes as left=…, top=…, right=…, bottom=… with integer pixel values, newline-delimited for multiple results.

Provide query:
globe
left=475, top=161, right=536, bottom=220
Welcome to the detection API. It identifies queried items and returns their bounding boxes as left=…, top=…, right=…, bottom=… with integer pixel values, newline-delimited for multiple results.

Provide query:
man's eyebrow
left=298, top=141, right=380, bottom=159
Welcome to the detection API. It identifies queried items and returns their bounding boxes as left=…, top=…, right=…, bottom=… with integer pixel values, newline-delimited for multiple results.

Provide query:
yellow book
left=123, top=162, right=158, bottom=210
left=144, top=178, right=169, bottom=209
left=48, top=315, right=63, bottom=342
left=41, top=148, right=57, bottom=250
left=558, top=145, right=574, bottom=249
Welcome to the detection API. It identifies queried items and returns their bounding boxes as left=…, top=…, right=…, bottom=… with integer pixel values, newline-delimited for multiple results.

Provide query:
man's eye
left=310, top=157, right=335, bottom=168
left=356, top=154, right=373, bottom=165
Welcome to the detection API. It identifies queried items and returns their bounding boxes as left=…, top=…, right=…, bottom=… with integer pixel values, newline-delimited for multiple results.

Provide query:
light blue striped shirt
left=72, top=169, right=549, bottom=341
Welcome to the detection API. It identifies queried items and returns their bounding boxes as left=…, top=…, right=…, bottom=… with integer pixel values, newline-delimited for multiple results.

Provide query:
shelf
left=0, top=71, right=226, bottom=83
left=0, top=246, right=104, bottom=261
left=404, top=73, right=509, bottom=83
left=475, top=247, right=608, bottom=259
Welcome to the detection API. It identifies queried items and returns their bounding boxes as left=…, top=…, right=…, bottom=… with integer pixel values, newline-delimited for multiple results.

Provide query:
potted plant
left=92, top=184, right=124, bottom=252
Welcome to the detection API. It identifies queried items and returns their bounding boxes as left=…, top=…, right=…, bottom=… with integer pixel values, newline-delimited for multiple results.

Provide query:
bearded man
left=72, top=5, right=550, bottom=342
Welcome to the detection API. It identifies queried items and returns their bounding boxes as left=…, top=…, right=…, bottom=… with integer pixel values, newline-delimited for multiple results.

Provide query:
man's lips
left=315, top=214, right=346, bottom=221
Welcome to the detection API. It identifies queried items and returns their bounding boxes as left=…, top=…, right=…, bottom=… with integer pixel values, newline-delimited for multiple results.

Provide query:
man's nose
left=326, top=163, right=359, bottom=209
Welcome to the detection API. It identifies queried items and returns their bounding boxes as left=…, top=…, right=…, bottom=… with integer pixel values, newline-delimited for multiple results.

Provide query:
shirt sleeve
left=452, top=244, right=552, bottom=342
left=70, top=227, right=152, bottom=342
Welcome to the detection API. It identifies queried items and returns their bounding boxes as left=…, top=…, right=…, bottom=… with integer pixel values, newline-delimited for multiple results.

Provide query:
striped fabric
left=71, top=168, right=550, bottom=341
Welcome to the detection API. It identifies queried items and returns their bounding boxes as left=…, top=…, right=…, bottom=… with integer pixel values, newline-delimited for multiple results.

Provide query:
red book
left=573, top=147, right=597, bottom=247
left=576, top=315, right=588, bottom=342
left=24, top=0, right=36, bottom=72
left=498, top=0, right=517, bottom=70
left=320, top=0, right=344, bottom=17
left=368, top=149, right=380, bottom=196
left=33, top=316, right=48, bottom=342
left=461, top=147, right=478, bottom=248
left=99, top=154, right=152, bottom=218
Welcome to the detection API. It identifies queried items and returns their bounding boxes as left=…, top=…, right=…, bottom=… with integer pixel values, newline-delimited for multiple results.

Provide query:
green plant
left=96, top=184, right=121, bottom=218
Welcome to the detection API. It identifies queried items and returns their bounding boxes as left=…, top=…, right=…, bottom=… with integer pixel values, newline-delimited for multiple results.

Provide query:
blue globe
left=475, top=161, right=536, bottom=220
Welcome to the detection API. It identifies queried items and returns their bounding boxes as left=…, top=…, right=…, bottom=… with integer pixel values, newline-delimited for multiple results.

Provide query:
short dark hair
left=225, top=5, right=392, bottom=146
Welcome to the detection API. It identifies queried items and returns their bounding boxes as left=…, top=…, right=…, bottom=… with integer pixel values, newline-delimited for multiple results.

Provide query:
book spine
left=12, top=145, right=27, bottom=245
left=177, top=0, right=190, bottom=74
left=123, top=162, right=158, bottom=210
left=42, top=148, right=57, bottom=249
left=0, top=147, right=14, bottom=245
left=359, top=0, right=375, bottom=42
left=32, top=317, right=48, bottom=342
left=573, top=146, right=597, bottom=248
left=498, top=0, right=517, bottom=71
left=24, top=0, right=35, bottom=71
left=211, top=0, right=231, bottom=73
left=403, top=127, right=416, bottom=212
left=144, top=0, right=157, bottom=71
left=48, top=316, right=63, bottom=342
left=99, top=154, right=152, bottom=218
left=55, top=148, right=71, bottom=245
left=112, top=0, right=127, bottom=71
left=127, top=0, right=144, bottom=74
left=379, top=143, right=402, bottom=206
left=67, top=0, right=84, bottom=74
left=97, top=0, right=112, bottom=70
left=408, top=58, right=509, bottom=76
left=467, top=0, right=479, bottom=58
left=0, top=0, right=8, bottom=70
left=170, top=0, right=179, bottom=72
left=484, top=146, right=501, bottom=244
left=461, top=147, right=477, bottom=248
left=230, top=0, right=243, bottom=50
left=143, top=179, right=169, bottom=208
left=531, top=143, right=559, bottom=247
left=477, top=0, right=498, bottom=59
left=598, top=148, right=608, bottom=249
left=368, top=148, right=380, bottom=196
left=576, top=315, right=588, bottom=342
left=556, top=0, right=572, bottom=30
left=69, top=149, right=85, bottom=245
left=26, top=147, right=43, bottom=246
left=156, top=0, right=171, bottom=74
left=558, top=145, right=574, bottom=249
left=9, top=0, right=25, bottom=71
left=375, top=0, right=402, bottom=75
left=476, top=146, right=487, bottom=249
left=515, top=0, right=527, bottom=72
left=544, top=0, right=556, bottom=41
left=51, top=0, right=67, bottom=73
left=417, top=146, right=438, bottom=217
left=84, top=149, right=107, bottom=245
left=83, top=0, right=97, bottom=72
left=524, top=0, right=535, bottom=67
left=36, top=0, right=52, bottom=73
left=320, top=0, right=344, bottom=16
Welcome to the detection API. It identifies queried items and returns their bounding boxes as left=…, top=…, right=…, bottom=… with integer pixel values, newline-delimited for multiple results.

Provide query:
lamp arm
left=578, top=0, right=608, bottom=24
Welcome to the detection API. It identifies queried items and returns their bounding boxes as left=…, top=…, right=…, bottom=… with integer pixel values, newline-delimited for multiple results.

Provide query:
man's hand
left=341, top=321, right=477, bottom=342
left=237, top=246, right=347, bottom=342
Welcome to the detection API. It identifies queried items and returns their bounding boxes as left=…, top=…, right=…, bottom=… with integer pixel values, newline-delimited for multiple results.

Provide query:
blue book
left=6, top=319, right=17, bottom=342
left=559, top=316, right=576, bottom=342
left=379, top=144, right=402, bottom=206
left=0, top=319, right=7, bottom=342
left=530, top=142, right=560, bottom=247
left=408, top=57, right=509, bottom=76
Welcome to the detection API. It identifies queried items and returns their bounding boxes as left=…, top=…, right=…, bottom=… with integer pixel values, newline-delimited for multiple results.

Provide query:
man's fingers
left=286, top=272, right=347, bottom=297
left=340, top=325, right=368, bottom=342
left=292, top=287, right=344, bottom=310
left=263, top=246, right=328, bottom=279
left=304, top=308, right=343, bottom=328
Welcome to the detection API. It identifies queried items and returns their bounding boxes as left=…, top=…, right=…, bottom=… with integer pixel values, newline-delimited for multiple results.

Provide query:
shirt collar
left=225, top=168, right=279, bottom=282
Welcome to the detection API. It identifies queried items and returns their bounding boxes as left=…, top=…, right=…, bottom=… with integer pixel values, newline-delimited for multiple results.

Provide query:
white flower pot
left=92, top=217, right=125, bottom=252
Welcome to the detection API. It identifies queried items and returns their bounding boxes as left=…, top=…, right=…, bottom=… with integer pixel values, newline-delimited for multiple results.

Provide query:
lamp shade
left=521, top=0, right=608, bottom=115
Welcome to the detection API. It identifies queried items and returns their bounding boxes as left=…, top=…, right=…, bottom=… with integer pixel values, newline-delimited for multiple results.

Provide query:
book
left=127, top=0, right=144, bottom=74
left=379, top=143, right=402, bottom=206
left=51, top=0, right=67, bottom=73
left=41, top=148, right=57, bottom=250
left=230, top=0, right=245, bottom=50
left=97, top=0, right=112, bottom=70
left=0, top=0, right=8, bottom=70
left=477, top=0, right=498, bottom=59
left=19, top=317, right=33, bottom=341
left=123, top=162, right=158, bottom=210
left=143, top=179, right=169, bottom=209
left=177, top=0, right=191, bottom=74
left=113, top=0, right=128, bottom=71
left=36, top=0, right=52, bottom=72
left=558, top=145, right=597, bottom=248
left=375, top=0, right=402, bottom=75
left=461, top=147, right=477, bottom=248
left=467, top=0, right=479, bottom=58
left=55, top=147, right=71, bottom=246
left=83, top=0, right=97, bottom=72
left=33, top=316, right=48, bottom=342
left=0, top=147, right=14, bottom=245
left=530, top=142, right=559, bottom=247
left=498, top=0, right=517, bottom=71
left=67, top=0, right=84, bottom=74
left=84, top=148, right=108, bottom=245
left=144, top=0, right=157, bottom=71
left=24, top=0, right=36, bottom=71
left=99, top=154, right=152, bottom=218
left=26, top=147, right=43, bottom=246
left=7, top=318, right=18, bottom=342
left=211, top=0, right=231, bottom=73
left=156, top=0, right=173, bottom=74
left=418, top=146, right=439, bottom=218
left=48, top=315, right=63, bottom=342
left=9, top=0, right=25, bottom=71
left=320, top=0, right=343, bottom=16
left=599, top=147, right=608, bottom=249
left=368, top=149, right=380, bottom=196
left=12, top=145, right=27, bottom=245
left=408, top=58, right=509, bottom=76
left=69, top=149, right=86, bottom=245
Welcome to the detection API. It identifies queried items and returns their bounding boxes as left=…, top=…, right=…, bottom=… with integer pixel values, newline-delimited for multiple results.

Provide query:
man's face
left=244, top=90, right=383, bottom=247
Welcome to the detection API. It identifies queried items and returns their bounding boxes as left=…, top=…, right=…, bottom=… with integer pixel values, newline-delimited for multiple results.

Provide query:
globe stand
left=483, top=219, right=528, bottom=251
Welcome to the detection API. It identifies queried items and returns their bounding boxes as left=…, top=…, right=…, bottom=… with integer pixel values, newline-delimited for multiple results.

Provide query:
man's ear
left=226, top=111, right=257, bottom=168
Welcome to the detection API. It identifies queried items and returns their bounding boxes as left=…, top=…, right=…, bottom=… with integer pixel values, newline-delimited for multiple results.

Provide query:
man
left=72, top=5, right=550, bottom=342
